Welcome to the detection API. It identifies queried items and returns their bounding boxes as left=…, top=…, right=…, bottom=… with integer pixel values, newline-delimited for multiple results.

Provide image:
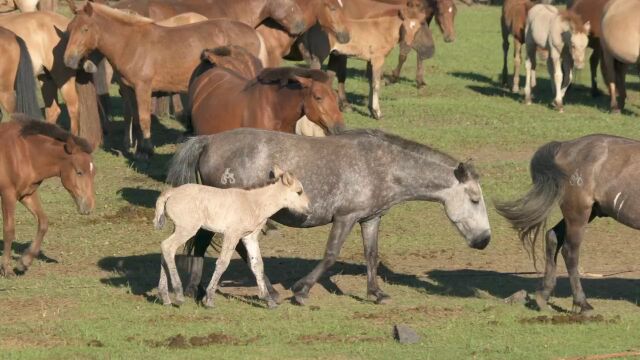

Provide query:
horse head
left=435, top=0, right=457, bottom=42
left=59, top=136, right=96, bottom=215
left=266, top=0, right=307, bottom=35
left=316, top=0, right=350, bottom=44
left=294, top=71, right=345, bottom=136
left=64, top=1, right=100, bottom=69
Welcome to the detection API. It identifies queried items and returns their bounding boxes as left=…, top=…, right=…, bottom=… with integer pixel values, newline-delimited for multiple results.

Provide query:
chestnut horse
left=500, top=0, right=534, bottom=92
left=188, top=46, right=345, bottom=136
left=0, top=115, right=96, bottom=276
left=64, top=2, right=266, bottom=158
left=600, top=0, right=640, bottom=113
left=0, top=27, right=40, bottom=119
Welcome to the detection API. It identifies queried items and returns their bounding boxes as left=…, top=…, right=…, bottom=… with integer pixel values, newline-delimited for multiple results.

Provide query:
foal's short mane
left=256, top=67, right=331, bottom=85
left=559, top=10, right=587, bottom=32
left=90, top=2, right=154, bottom=24
left=17, top=116, right=93, bottom=154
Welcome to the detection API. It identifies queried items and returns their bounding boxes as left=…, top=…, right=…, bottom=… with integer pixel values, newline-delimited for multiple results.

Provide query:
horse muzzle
left=469, top=230, right=491, bottom=250
left=75, top=197, right=95, bottom=215
left=336, top=31, right=350, bottom=44
left=444, top=34, right=456, bottom=43
left=64, top=54, right=82, bottom=70
left=291, top=20, right=306, bottom=35
left=327, top=123, right=346, bottom=135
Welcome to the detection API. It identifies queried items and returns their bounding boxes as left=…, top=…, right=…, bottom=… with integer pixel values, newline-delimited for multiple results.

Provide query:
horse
left=496, top=134, right=640, bottom=313
left=387, top=0, right=457, bottom=89
left=523, top=5, right=590, bottom=112
left=500, top=0, right=534, bottom=93
left=188, top=46, right=345, bottom=136
left=167, top=128, right=491, bottom=305
left=257, top=0, right=350, bottom=67
left=0, top=115, right=96, bottom=276
left=0, top=27, right=40, bottom=120
left=600, top=0, right=640, bottom=113
left=568, top=0, right=611, bottom=97
left=155, top=166, right=310, bottom=308
left=0, top=11, right=101, bottom=137
left=63, top=2, right=267, bottom=158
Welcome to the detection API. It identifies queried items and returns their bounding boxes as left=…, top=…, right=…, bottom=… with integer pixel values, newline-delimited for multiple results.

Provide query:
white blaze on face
left=448, top=6, right=453, bottom=13
left=337, top=0, right=343, bottom=7
left=410, top=20, right=416, bottom=29
left=90, top=162, right=94, bottom=173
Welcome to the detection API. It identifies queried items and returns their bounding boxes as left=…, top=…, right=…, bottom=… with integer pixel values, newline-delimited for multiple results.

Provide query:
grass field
left=2, top=3, right=640, bottom=359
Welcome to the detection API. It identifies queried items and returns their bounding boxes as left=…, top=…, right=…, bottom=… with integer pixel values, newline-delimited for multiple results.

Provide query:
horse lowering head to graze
left=433, top=0, right=457, bottom=42
left=0, top=115, right=96, bottom=276
left=166, top=129, right=491, bottom=305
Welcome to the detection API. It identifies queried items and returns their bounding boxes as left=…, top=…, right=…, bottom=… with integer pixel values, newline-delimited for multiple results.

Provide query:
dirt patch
left=519, top=314, right=621, bottom=325
left=87, top=339, right=104, bottom=347
left=296, top=334, right=385, bottom=344
left=102, top=205, right=155, bottom=224
left=352, top=305, right=462, bottom=323
left=145, top=333, right=260, bottom=349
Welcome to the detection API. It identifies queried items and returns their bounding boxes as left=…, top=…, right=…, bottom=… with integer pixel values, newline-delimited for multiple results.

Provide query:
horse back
left=332, top=16, right=401, bottom=58
left=503, top=0, right=532, bottom=42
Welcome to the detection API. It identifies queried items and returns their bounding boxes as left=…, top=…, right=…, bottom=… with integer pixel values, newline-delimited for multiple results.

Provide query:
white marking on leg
left=613, top=192, right=622, bottom=208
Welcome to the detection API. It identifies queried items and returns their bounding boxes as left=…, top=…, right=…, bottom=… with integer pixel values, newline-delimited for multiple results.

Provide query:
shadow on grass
left=117, top=187, right=161, bottom=208
left=0, top=240, right=59, bottom=264
left=96, top=253, right=640, bottom=309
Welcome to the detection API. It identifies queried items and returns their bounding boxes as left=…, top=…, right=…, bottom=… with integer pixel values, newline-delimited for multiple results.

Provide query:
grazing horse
left=188, top=46, right=345, bottom=136
left=496, top=135, right=640, bottom=313
left=600, top=0, right=640, bottom=113
left=568, top=0, right=611, bottom=97
left=155, top=167, right=310, bottom=308
left=63, top=2, right=266, bottom=158
left=167, top=129, right=491, bottom=305
left=0, top=12, right=100, bottom=136
left=0, top=27, right=40, bottom=119
left=500, top=0, right=534, bottom=92
left=523, top=5, right=590, bottom=112
left=0, top=116, right=95, bottom=276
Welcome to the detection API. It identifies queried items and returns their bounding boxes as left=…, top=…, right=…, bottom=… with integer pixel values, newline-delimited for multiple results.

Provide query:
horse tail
left=166, top=136, right=209, bottom=186
left=154, top=188, right=174, bottom=230
left=256, top=31, right=269, bottom=68
left=495, top=141, right=565, bottom=267
left=14, top=36, right=41, bottom=120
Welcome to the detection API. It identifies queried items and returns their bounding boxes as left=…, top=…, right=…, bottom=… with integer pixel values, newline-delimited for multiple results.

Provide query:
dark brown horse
left=496, top=135, right=640, bottom=313
left=500, top=0, right=534, bottom=92
left=0, top=115, right=96, bottom=276
left=113, top=0, right=306, bottom=35
left=63, top=2, right=266, bottom=158
left=0, top=27, right=40, bottom=120
left=188, top=46, right=345, bottom=136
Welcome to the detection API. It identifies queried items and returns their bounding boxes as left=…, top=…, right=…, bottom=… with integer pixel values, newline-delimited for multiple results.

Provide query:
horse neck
left=259, top=85, right=305, bottom=132
left=92, top=12, right=149, bottom=69
left=250, top=0, right=272, bottom=25
left=26, top=137, right=69, bottom=180
left=246, top=182, right=290, bottom=218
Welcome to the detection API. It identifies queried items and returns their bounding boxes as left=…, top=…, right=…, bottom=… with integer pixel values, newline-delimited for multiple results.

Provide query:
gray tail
left=14, top=36, right=41, bottom=120
left=166, top=136, right=209, bottom=186
left=495, top=141, right=565, bottom=267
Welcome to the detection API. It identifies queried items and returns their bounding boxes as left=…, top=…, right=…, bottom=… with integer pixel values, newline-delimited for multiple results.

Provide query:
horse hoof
left=339, top=103, right=352, bottom=113
left=293, top=294, right=307, bottom=306
left=511, top=86, right=519, bottom=93
left=266, top=299, right=278, bottom=309
left=173, top=295, right=185, bottom=307
left=269, top=291, right=282, bottom=305
left=375, top=295, right=392, bottom=305
left=370, top=110, right=383, bottom=120
left=535, top=292, right=549, bottom=311
left=524, top=99, right=532, bottom=105
left=385, top=75, right=398, bottom=85
left=202, top=297, right=215, bottom=309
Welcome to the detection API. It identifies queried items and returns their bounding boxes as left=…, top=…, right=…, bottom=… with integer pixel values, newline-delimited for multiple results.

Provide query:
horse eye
left=314, top=95, right=323, bottom=101
left=76, top=170, right=84, bottom=176
left=297, top=190, right=303, bottom=195
left=471, top=198, right=480, bottom=205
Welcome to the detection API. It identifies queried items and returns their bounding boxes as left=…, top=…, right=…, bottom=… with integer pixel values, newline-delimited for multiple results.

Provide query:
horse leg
left=291, top=216, right=357, bottom=305
left=60, top=78, right=80, bottom=136
left=157, top=255, right=172, bottom=305
left=415, top=54, right=427, bottom=89
left=14, top=192, right=47, bottom=274
left=535, top=220, right=565, bottom=310
left=360, top=217, right=389, bottom=304
left=1, top=193, right=17, bottom=276
left=368, top=58, right=384, bottom=120
left=560, top=202, right=593, bottom=314
left=616, top=62, right=628, bottom=111
left=234, top=239, right=280, bottom=303
left=389, top=41, right=411, bottom=85
left=241, top=228, right=277, bottom=309
left=601, top=46, right=619, bottom=112
left=501, top=16, right=510, bottom=88
left=550, top=54, right=564, bottom=112
left=590, top=42, right=602, bottom=97
left=160, top=226, right=199, bottom=306
left=512, top=39, right=522, bottom=93
left=524, top=42, right=536, bottom=104
left=328, top=54, right=350, bottom=112
left=41, top=77, right=61, bottom=123
left=133, top=85, right=154, bottom=159
left=203, top=233, right=242, bottom=308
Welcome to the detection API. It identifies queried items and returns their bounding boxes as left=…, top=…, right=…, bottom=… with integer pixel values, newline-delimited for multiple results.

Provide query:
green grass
left=2, top=4, right=640, bottom=359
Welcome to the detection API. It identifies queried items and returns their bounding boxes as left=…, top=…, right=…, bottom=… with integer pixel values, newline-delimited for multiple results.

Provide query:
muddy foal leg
left=1, top=193, right=17, bottom=276
left=291, top=216, right=357, bottom=305
left=361, top=217, right=390, bottom=304
left=15, top=192, right=48, bottom=274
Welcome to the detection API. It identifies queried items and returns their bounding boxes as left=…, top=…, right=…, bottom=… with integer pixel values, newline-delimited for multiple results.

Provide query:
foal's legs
left=524, top=41, right=537, bottom=104
left=1, top=193, right=17, bottom=276
left=327, top=54, right=350, bottom=111
left=15, top=192, right=48, bottom=273
left=501, top=16, right=510, bottom=88
left=512, top=39, right=522, bottom=93
left=160, top=225, right=200, bottom=306
left=291, top=216, right=357, bottom=305
left=390, top=41, right=412, bottom=85
left=203, top=232, right=242, bottom=308
left=241, top=228, right=277, bottom=309
left=549, top=53, right=564, bottom=112
left=368, top=57, right=385, bottom=120
left=361, top=217, right=390, bottom=304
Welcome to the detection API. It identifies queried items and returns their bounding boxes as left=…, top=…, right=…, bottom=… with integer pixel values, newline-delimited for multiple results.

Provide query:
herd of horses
left=0, top=0, right=640, bottom=315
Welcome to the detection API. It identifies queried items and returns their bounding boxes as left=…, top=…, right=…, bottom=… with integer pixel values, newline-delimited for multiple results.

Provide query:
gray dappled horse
left=167, top=128, right=491, bottom=306
left=497, top=135, right=640, bottom=313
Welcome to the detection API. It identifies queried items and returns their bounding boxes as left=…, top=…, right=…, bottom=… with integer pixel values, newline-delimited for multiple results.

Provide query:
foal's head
left=435, top=0, right=457, bottom=42
left=271, top=166, right=311, bottom=216
left=59, top=136, right=97, bottom=215
left=560, top=11, right=590, bottom=69
left=400, top=0, right=429, bottom=45
left=316, top=0, right=350, bottom=44
left=266, top=0, right=307, bottom=35
left=295, top=73, right=345, bottom=135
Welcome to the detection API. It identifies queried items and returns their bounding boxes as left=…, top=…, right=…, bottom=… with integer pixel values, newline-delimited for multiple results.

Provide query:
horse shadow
left=117, top=187, right=160, bottom=208
left=0, top=240, right=59, bottom=274
left=96, top=253, right=640, bottom=308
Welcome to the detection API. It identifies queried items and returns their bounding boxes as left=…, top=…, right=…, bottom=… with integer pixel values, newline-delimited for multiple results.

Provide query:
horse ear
left=64, top=136, right=78, bottom=155
left=84, top=1, right=94, bottom=16
left=65, top=0, right=78, bottom=14
left=293, top=76, right=313, bottom=88
left=454, top=162, right=469, bottom=183
left=271, top=165, right=284, bottom=179
left=325, top=70, right=336, bottom=85
left=282, top=172, right=294, bottom=186
left=54, top=26, right=66, bottom=39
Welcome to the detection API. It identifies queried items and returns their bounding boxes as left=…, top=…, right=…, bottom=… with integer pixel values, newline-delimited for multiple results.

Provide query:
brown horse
left=500, top=0, right=534, bottom=92
left=496, top=135, right=640, bottom=313
left=0, top=27, right=40, bottom=119
left=113, top=0, right=306, bottom=35
left=0, top=115, right=96, bottom=276
left=568, top=0, right=611, bottom=97
left=188, top=46, right=345, bottom=136
left=257, top=0, right=351, bottom=67
left=600, top=0, right=640, bottom=113
left=64, top=2, right=266, bottom=158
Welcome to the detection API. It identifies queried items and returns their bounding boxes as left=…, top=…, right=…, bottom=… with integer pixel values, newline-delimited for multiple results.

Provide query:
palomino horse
left=568, top=0, right=611, bottom=97
left=600, top=0, right=640, bottom=113
left=0, top=115, right=95, bottom=276
left=523, top=5, right=590, bottom=112
left=500, top=0, right=534, bottom=92
left=257, top=0, right=350, bottom=67
left=0, top=12, right=100, bottom=136
left=0, top=27, right=40, bottom=119
left=188, top=46, right=345, bottom=136
left=387, top=0, right=457, bottom=88
left=63, top=2, right=267, bottom=158
left=167, top=129, right=491, bottom=305
left=496, top=135, right=640, bottom=313
left=155, top=167, right=310, bottom=308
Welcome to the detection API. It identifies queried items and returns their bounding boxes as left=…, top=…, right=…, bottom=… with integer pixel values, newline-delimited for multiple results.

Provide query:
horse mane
left=90, top=2, right=154, bottom=24
left=256, top=67, right=331, bottom=86
left=342, top=129, right=479, bottom=178
left=16, top=116, right=93, bottom=153
left=559, top=10, right=587, bottom=32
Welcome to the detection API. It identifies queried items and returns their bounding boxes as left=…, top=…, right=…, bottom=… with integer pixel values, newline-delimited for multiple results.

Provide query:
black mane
left=16, top=115, right=93, bottom=153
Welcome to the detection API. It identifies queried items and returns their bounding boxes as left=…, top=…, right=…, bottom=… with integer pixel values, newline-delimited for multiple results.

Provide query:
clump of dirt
left=296, top=334, right=384, bottom=344
left=519, top=314, right=620, bottom=325
left=87, top=339, right=104, bottom=347
left=145, top=333, right=260, bottom=349
left=102, top=205, right=155, bottom=224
